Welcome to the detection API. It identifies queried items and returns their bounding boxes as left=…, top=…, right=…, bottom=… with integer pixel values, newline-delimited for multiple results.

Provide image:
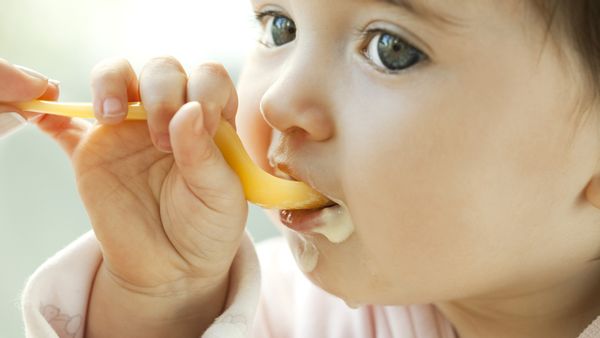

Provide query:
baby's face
left=236, top=0, right=600, bottom=305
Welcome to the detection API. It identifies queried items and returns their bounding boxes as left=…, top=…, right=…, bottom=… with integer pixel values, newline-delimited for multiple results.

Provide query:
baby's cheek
left=235, top=60, right=275, bottom=171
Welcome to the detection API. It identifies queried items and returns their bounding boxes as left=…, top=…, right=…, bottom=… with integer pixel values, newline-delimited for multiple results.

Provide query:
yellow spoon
left=16, top=100, right=331, bottom=210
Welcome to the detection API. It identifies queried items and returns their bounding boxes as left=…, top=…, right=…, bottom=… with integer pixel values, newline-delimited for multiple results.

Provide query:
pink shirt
left=20, top=231, right=600, bottom=337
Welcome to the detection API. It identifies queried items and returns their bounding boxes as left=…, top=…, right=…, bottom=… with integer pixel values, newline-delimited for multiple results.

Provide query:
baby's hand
left=75, top=57, right=246, bottom=337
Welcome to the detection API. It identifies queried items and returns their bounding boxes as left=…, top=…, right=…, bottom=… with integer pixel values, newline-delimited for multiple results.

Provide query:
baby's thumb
left=169, top=102, right=246, bottom=214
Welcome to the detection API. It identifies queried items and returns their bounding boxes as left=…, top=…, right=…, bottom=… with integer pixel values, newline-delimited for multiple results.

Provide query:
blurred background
left=0, top=0, right=279, bottom=335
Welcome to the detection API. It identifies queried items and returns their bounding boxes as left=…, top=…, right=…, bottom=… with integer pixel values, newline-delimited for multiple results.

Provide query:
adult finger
left=0, top=59, right=49, bottom=102
left=0, top=73, right=61, bottom=138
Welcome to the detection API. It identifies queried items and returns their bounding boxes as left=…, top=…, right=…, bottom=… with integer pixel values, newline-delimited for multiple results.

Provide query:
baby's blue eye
left=365, top=31, right=426, bottom=72
left=258, top=12, right=296, bottom=47
left=271, top=16, right=296, bottom=46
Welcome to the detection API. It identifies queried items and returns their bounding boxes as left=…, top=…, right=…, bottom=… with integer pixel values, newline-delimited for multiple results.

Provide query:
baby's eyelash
left=351, top=27, right=387, bottom=55
left=352, top=27, right=397, bottom=45
left=254, top=10, right=285, bottom=25
left=351, top=27, right=372, bottom=42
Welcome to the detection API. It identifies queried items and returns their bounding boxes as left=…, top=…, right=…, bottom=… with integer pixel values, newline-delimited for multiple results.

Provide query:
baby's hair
left=532, top=1, right=600, bottom=123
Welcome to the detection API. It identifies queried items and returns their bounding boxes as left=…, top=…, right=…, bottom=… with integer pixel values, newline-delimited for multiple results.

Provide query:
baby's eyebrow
left=382, top=0, right=460, bottom=27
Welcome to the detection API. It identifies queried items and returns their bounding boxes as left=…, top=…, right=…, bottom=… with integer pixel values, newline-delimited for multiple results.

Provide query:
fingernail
left=48, top=79, right=61, bottom=87
left=156, top=133, right=172, bottom=153
left=0, top=112, right=27, bottom=139
left=102, top=97, right=125, bottom=122
left=14, top=65, right=48, bottom=81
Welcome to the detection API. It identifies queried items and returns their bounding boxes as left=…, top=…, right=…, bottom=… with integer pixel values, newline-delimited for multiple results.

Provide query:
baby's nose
left=259, top=62, right=335, bottom=142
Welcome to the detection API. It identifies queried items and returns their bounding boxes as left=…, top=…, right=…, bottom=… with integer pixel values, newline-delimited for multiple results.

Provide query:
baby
left=18, top=0, right=600, bottom=337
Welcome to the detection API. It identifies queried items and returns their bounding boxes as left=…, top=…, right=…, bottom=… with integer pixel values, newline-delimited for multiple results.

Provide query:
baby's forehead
left=381, top=0, right=456, bottom=23
left=249, top=0, right=515, bottom=26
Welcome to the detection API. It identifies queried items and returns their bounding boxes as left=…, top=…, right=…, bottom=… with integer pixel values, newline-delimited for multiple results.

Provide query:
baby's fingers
left=187, top=62, right=238, bottom=136
left=91, top=58, right=139, bottom=124
left=140, top=56, right=187, bottom=153
left=34, top=116, right=91, bottom=157
left=169, top=102, right=245, bottom=214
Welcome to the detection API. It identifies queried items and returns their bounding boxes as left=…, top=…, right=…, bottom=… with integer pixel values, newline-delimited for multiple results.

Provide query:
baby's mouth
left=279, top=204, right=338, bottom=230
left=271, top=164, right=353, bottom=242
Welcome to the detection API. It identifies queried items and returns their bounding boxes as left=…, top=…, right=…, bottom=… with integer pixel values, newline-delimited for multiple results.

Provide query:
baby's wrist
left=86, top=262, right=229, bottom=338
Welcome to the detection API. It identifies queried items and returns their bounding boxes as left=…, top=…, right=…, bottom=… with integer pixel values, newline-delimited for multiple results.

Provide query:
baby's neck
left=436, top=261, right=600, bottom=338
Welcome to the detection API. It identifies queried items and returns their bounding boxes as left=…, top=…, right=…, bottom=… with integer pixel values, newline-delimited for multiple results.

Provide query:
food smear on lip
left=280, top=200, right=355, bottom=244
left=311, top=203, right=355, bottom=243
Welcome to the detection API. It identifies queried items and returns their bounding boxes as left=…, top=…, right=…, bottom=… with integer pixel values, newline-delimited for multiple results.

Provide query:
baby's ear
left=584, top=175, right=600, bottom=209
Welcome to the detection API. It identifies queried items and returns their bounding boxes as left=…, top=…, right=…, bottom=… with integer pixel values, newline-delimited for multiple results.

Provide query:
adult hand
left=0, top=58, right=60, bottom=138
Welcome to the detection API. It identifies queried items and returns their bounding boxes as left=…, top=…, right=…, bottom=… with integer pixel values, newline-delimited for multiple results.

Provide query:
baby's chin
left=267, top=208, right=399, bottom=306
left=279, top=228, right=371, bottom=305
left=273, top=211, right=480, bottom=308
